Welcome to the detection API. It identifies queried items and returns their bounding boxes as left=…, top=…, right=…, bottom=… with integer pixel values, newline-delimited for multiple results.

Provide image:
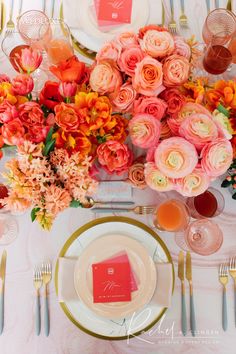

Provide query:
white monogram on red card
left=94, top=0, right=133, bottom=25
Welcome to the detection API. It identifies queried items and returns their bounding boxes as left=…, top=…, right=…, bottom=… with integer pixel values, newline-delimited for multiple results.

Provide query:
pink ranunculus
left=144, top=162, right=174, bottom=191
left=129, top=113, right=161, bottom=149
left=146, top=146, right=157, bottom=162
left=12, top=74, right=34, bottom=95
left=0, top=100, right=18, bottom=123
left=96, top=41, right=122, bottom=63
left=27, top=125, right=50, bottom=143
left=118, top=45, right=145, bottom=76
left=160, top=88, right=185, bottom=118
left=0, top=74, right=11, bottom=83
left=59, top=81, right=77, bottom=98
left=133, top=96, right=167, bottom=121
left=2, top=118, right=25, bottom=145
left=163, top=54, right=190, bottom=87
left=20, top=47, right=42, bottom=73
left=89, top=62, right=122, bottom=94
left=18, top=101, right=44, bottom=128
left=201, top=138, right=233, bottom=177
left=175, top=167, right=210, bottom=197
left=97, top=140, right=133, bottom=175
left=110, top=83, right=137, bottom=112
left=179, top=113, right=219, bottom=151
left=115, top=32, right=139, bottom=47
left=133, top=56, right=164, bottom=96
left=154, top=137, right=198, bottom=178
left=173, top=36, right=191, bottom=60
left=140, top=30, right=175, bottom=58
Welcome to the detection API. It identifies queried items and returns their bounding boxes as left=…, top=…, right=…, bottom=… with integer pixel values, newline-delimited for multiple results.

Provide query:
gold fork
left=6, top=0, right=15, bottom=33
left=33, top=268, right=42, bottom=336
left=229, top=257, right=236, bottom=326
left=179, top=0, right=188, bottom=28
left=168, top=0, right=177, bottom=34
left=42, top=262, right=52, bottom=337
left=92, top=205, right=156, bottom=215
left=219, top=263, right=228, bottom=331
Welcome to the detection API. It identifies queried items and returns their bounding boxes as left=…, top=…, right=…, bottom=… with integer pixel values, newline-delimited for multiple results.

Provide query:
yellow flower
left=0, top=82, right=17, bottom=105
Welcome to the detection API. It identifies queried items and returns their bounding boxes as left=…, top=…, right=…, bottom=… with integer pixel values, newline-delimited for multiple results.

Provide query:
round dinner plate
left=55, top=216, right=174, bottom=340
left=74, top=234, right=157, bottom=319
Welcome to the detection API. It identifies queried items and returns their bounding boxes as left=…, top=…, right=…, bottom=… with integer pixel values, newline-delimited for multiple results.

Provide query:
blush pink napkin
left=57, top=257, right=173, bottom=308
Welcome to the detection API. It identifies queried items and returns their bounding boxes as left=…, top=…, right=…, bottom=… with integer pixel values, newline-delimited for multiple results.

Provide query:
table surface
left=1, top=0, right=236, bottom=353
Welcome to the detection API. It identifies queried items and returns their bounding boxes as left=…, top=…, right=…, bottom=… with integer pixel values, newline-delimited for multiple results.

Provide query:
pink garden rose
left=140, top=30, right=175, bottom=58
left=110, top=83, right=137, bottom=112
left=173, top=36, right=191, bottom=60
left=12, top=74, right=34, bottom=95
left=97, top=140, right=133, bottom=175
left=163, top=54, right=190, bottom=87
left=154, top=137, right=198, bottom=178
left=129, top=113, right=161, bottom=149
left=115, top=32, right=139, bottom=47
left=2, top=118, right=25, bottom=145
left=175, top=167, right=210, bottom=197
left=201, top=139, right=233, bottom=177
left=179, top=113, right=219, bottom=151
left=133, top=96, right=167, bottom=121
left=144, top=162, right=174, bottom=191
left=18, top=101, right=44, bottom=128
left=133, top=56, right=164, bottom=96
left=161, top=88, right=185, bottom=118
left=0, top=100, right=18, bottom=123
left=96, top=41, right=121, bottom=63
left=118, top=45, right=145, bottom=76
left=146, top=146, right=157, bottom=162
left=89, top=62, right=122, bottom=94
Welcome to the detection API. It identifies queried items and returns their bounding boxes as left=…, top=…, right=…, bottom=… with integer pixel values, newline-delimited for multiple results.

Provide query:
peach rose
left=175, top=167, right=210, bottom=197
left=163, top=54, right=190, bottom=87
left=140, top=30, right=175, bottom=58
left=54, top=103, right=84, bottom=132
left=129, top=113, right=161, bottom=148
left=154, top=137, right=198, bottom=178
left=201, top=139, right=233, bottom=177
left=160, top=88, right=185, bottom=118
left=110, top=83, right=137, bottom=112
left=127, top=158, right=147, bottom=189
left=18, top=102, right=44, bottom=128
left=133, top=96, right=167, bottom=121
left=97, top=140, right=133, bottom=175
left=2, top=118, right=25, bottom=145
left=115, top=32, right=139, bottom=47
left=0, top=100, right=18, bottom=123
left=179, top=113, right=219, bottom=151
left=118, top=45, right=145, bottom=76
left=144, top=162, right=174, bottom=191
left=12, top=74, right=34, bottom=95
left=133, top=56, right=164, bottom=96
left=173, top=36, right=191, bottom=60
left=89, top=62, right=122, bottom=94
left=96, top=41, right=122, bottom=63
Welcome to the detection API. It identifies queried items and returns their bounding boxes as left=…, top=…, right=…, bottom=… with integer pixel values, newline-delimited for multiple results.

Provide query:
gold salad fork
left=229, top=257, right=236, bottom=326
left=179, top=0, right=188, bottom=28
left=92, top=205, right=156, bottom=215
left=168, top=0, right=177, bottom=34
left=33, top=268, right=42, bottom=336
left=219, top=263, right=228, bottom=331
left=42, top=262, right=52, bottom=337
left=6, top=0, right=15, bottom=32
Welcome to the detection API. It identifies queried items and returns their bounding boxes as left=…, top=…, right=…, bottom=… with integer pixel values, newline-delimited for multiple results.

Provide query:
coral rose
left=175, top=168, right=210, bottom=197
left=201, top=139, right=233, bottom=177
left=140, top=30, right=175, bottom=58
left=133, top=96, right=167, bottom=121
left=90, top=62, right=122, bottom=94
left=163, top=54, right=190, bottom=87
left=20, top=48, right=42, bottom=73
left=173, top=36, right=191, bottom=60
left=127, top=158, right=147, bottom=189
left=12, top=74, right=34, bottom=95
left=133, top=56, right=164, bottom=96
left=129, top=113, right=161, bottom=149
left=54, top=102, right=84, bottom=132
left=160, top=88, right=185, bottom=118
left=144, top=162, right=174, bottom=191
left=18, top=102, right=44, bottom=128
left=154, top=137, right=198, bottom=178
left=50, top=55, right=86, bottom=83
left=110, top=83, right=137, bottom=112
left=97, top=140, right=133, bottom=175
left=0, top=100, right=18, bottom=123
left=115, top=32, right=139, bottom=47
left=96, top=41, right=122, bottom=63
left=2, top=118, right=25, bottom=145
left=39, top=81, right=63, bottom=110
left=118, top=45, right=145, bottom=76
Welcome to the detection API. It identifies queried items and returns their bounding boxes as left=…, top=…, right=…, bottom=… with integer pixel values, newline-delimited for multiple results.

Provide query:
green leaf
left=217, top=104, right=230, bottom=118
left=43, top=139, right=55, bottom=156
left=232, top=192, right=236, bottom=200
left=96, top=135, right=107, bottom=144
left=221, top=179, right=232, bottom=188
left=31, top=207, right=40, bottom=222
left=45, top=127, right=54, bottom=145
left=70, top=199, right=82, bottom=208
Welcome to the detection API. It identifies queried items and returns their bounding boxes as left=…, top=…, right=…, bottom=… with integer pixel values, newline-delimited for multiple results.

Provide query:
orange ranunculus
left=0, top=82, right=17, bottom=105
left=49, top=55, right=87, bottom=83
left=54, top=102, right=84, bottom=132
left=53, top=129, right=91, bottom=156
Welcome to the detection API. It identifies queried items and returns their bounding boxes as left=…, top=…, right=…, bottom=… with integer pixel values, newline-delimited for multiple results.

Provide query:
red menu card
left=95, top=0, right=133, bottom=24
left=92, top=262, right=131, bottom=303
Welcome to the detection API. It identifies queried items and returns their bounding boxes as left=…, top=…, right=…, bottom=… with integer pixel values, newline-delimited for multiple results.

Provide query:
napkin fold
left=58, top=257, right=173, bottom=308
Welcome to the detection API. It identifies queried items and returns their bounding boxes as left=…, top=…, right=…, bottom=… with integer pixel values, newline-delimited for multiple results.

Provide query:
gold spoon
left=82, top=196, right=134, bottom=209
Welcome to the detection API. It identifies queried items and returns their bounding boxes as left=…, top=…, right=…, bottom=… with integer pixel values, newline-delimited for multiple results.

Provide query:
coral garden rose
left=133, top=96, right=167, bottom=121
left=20, top=48, right=42, bottom=73
left=115, top=31, right=139, bottom=47
left=2, top=118, right=25, bottom=145
left=50, top=55, right=87, bottom=83
left=201, top=138, right=233, bottom=177
left=39, top=81, right=63, bottom=110
left=12, top=74, right=34, bottom=95
left=173, top=36, right=191, bottom=60
left=154, top=137, right=198, bottom=178
left=97, top=140, right=133, bottom=174
left=129, top=113, right=161, bottom=149
left=179, top=113, right=219, bottom=151
left=18, top=102, right=44, bottom=128
left=59, top=81, right=77, bottom=98
left=140, top=30, right=175, bottom=58
left=133, top=56, right=164, bottom=96
left=118, top=45, right=145, bottom=76
left=127, top=159, right=147, bottom=189
left=160, top=88, right=185, bottom=118
left=90, top=62, right=122, bottom=94
left=175, top=167, right=210, bottom=197
left=144, top=162, right=174, bottom=191
left=0, top=100, right=18, bottom=123
left=54, top=102, right=83, bottom=132
left=110, top=83, right=137, bottom=112
left=96, top=41, right=121, bottom=63
left=163, top=54, right=190, bottom=87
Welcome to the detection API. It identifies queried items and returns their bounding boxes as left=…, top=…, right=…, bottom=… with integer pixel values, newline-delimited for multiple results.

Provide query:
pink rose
left=179, top=113, right=219, bottom=151
left=201, top=139, right=233, bottom=177
left=127, top=158, right=147, bottom=189
left=154, top=137, right=198, bottom=178
left=160, top=88, right=185, bottom=118
left=133, top=96, right=167, bottom=121
left=97, top=140, right=133, bottom=175
left=163, top=54, right=190, bottom=87
left=89, top=62, right=122, bottom=94
left=110, top=83, right=137, bottom=112
left=0, top=100, right=18, bottom=123
left=140, top=30, right=175, bottom=58
left=144, top=162, right=174, bottom=191
left=59, top=81, right=77, bottom=98
left=129, top=113, right=161, bottom=149
left=12, top=74, right=34, bottom=95
left=118, top=45, right=145, bottom=76
left=175, top=167, right=210, bottom=197
left=115, top=32, right=139, bottom=47
left=173, top=36, right=191, bottom=60
left=18, top=102, right=44, bottom=128
left=96, top=41, right=122, bottom=63
left=2, top=118, right=25, bottom=145
left=133, top=56, right=164, bottom=96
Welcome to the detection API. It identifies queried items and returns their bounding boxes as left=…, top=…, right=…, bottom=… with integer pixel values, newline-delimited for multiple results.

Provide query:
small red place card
left=95, top=0, right=133, bottom=24
left=92, top=262, right=131, bottom=303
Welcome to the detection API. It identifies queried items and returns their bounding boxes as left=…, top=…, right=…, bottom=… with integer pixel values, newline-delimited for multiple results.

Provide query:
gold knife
left=186, top=251, right=196, bottom=337
left=0, top=250, right=7, bottom=335
left=0, top=1, right=3, bottom=34
left=178, top=251, right=187, bottom=336
left=227, top=0, right=232, bottom=11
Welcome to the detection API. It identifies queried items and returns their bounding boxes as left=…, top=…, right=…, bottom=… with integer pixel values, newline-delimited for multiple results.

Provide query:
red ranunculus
left=39, top=81, right=63, bottom=110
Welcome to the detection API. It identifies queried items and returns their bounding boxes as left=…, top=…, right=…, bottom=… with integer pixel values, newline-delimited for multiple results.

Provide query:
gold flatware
left=6, top=0, right=15, bottom=32
left=42, top=262, right=52, bottom=336
left=92, top=205, right=156, bottom=215
left=51, top=0, right=56, bottom=18
left=219, top=263, right=228, bottom=331
left=178, top=251, right=187, bottom=336
left=0, top=1, right=3, bottom=33
left=227, top=0, right=232, bottom=11
left=179, top=0, right=188, bottom=28
left=82, top=196, right=134, bottom=209
left=168, top=0, right=177, bottom=34
left=33, top=268, right=42, bottom=336
left=229, top=257, right=236, bottom=326
left=0, top=250, right=7, bottom=335
left=161, top=0, right=165, bottom=27
left=186, top=251, right=196, bottom=336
